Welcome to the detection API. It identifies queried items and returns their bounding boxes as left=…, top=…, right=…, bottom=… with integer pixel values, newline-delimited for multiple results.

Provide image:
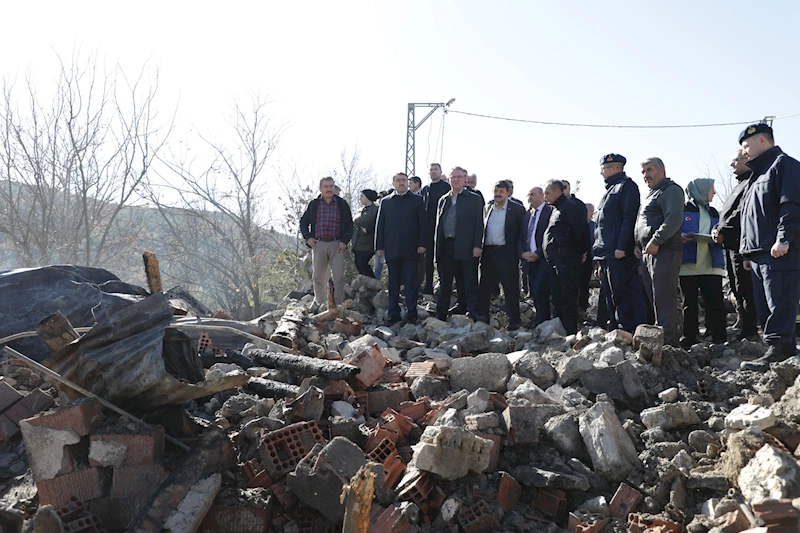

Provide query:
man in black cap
left=634, top=157, right=684, bottom=347
left=375, top=173, right=427, bottom=324
left=737, top=124, right=800, bottom=369
left=422, top=163, right=451, bottom=294
left=711, top=148, right=758, bottom=340
left=594, top=154, right=646, bottom=332
left=543, top=180, right=590, bottom=335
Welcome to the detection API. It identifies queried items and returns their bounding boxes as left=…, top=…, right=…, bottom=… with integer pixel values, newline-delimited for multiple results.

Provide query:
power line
left=446, top=109, right=800, bottom=129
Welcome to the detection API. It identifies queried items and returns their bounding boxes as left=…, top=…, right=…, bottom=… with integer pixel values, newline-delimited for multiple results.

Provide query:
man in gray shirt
left=634, top=157, right=685, bottom=347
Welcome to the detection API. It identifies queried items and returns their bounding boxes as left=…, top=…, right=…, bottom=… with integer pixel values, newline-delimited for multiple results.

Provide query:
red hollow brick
left=36, top=467, right=105, bottom=509
left=199, top=506, right=270, bottom=533
left=110, top=464, right=168, bottom=499
left=370, top=503, right=411, bottom=533
left=380, top=408, right=415, bottom=437
left=404, top=361, right=439, bottom=383
left=536, top=488, right=567, bottom=519
left=56, top=496, right=86, bottom=523
left=458, top=500, right=500, bottom=533
left=24, top=400, right=102, bottom=436
left=89, top=427, right=165, bottom=467
left=259, top=421, right=326, bottom=480
left=398, top=474, right=433, bottom=513
left=63, top=513, right=102, bottom=533
left=398, top=400, right=429, bottom=422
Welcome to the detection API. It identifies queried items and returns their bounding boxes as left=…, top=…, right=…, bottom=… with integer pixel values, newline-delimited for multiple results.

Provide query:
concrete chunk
left=640, top=402, right=701, bottom=430
left=725, top=404, right=776, bottom=430
left=633, top=324, right=664, bottom=361
left=449, top=353, right=512, bottom=393
left=738, top=444, right=800, bottom=504
left=578, top=402, right=640, bottom=482
left=410, top=426, right=493, bottom=480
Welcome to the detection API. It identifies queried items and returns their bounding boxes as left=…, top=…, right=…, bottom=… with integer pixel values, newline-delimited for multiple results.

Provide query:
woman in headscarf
left=351, top=189, right=379, bottom=278
left=679, top=178, right=727, bottom=347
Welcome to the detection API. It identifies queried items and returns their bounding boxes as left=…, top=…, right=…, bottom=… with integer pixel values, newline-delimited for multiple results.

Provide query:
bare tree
left=0, top=49, right=169, bottom=269
left=148, top=94, right=288, bottom=319
left=330, top=146, right=383, bottom=212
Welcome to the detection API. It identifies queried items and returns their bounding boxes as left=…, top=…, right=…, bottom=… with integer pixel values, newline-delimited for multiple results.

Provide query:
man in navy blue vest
left=375, top=172, right=427, bottom=325
left=520, top=186, right=553, bottom=325
left=738, top=124, right=800, bottom=370
left=594, top=154, right=646, bottom=332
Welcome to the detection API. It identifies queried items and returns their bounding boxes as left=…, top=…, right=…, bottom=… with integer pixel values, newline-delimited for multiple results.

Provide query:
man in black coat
left=737, top=124, right=800, bottom=369
left=375, top=173, right=427, bottom=324
left=421, top=163, right=451, bottom=295
left=478, top=180, right=527, bottom=329
left=543, top=180, right=590, bottom=335
left=593, top=154, right=646, bottom=333
left=712, top=148, right=758, bottom=340
left=520, top=186, right=553, bottom=325
left=435, top=166, right=484, bottom=320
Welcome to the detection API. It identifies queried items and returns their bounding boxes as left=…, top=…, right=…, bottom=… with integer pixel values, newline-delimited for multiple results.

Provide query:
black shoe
left=448, top=304, right=467, bottom=315
left=435, top=313, right=447, bottom=321
left=405, top=315, right=419, bottom=325
left=466, top=312, right=480, bottom=322
left=384, top=315, right=402, bottom=326
left=680, top=337, right=697, bottom=349
left=740, top=344, right=797, bottom=371
left=508, top=323, right=521, bottom=331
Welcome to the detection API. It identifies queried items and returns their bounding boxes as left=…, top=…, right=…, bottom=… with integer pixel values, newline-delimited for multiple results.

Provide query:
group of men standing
left=299, top=121, right=800, bottom=370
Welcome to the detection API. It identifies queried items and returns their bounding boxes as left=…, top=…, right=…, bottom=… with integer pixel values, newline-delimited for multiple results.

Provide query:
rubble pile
left=2, top=269, right=800, bottom=533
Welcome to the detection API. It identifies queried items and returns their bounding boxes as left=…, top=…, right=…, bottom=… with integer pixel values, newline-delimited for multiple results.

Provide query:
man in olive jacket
left=375, top=173, right=427, bottom=324
left=434, top=166, right=484, bottom=320
left=634, top=158, right=684, bottom=347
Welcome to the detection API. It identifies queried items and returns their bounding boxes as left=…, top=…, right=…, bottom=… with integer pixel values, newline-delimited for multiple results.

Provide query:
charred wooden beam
left=249, top=349, right=359, bottom=381
left=246, top=377, right=300, bottom=399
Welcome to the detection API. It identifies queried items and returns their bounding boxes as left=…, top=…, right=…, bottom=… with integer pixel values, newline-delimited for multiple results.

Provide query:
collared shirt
left=485, top=201, right=508, bottom=245
left=442, top=193, right=459, bottom=238
left=529, top=203, right=544, bottom=254
left=315, top=197, right=341, bottom=239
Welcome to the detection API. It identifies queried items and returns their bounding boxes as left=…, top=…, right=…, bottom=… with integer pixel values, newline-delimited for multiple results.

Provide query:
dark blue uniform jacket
left=740, top=146, right=800, bottom=268
left=593, top=172, right=640, bottom=260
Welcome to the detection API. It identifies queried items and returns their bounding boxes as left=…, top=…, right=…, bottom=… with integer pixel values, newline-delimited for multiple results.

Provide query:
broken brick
left=63, top=514, right=102, bottom=533
left=56, top=496, right=86, bottom=523
left=36, top=467, right=105, bottom=509
left=398, top=399, right=428, bottom=422
left=457, top=500, right=500, bottom=533
left=497, top=472, right=522, bottom=510
left=259, top=420, right=326, bottom=480
left=24, top=400, right=102, bottom=436
left=404, top=361, right=439, bottom=383
left=89, top=427, right=165, bottom=467
left=536, top=487, right=567, bottom=519
left=609, top=483, right=643, bottom=519
left=199, top=506, right=271, bottom=533
left=367, top=438, right=406, bottom=489
left=0, top=381, right=23, bottom=413
left=347, top=344, right=386, bottom=388
left=752, top=500, right=799, bottom=529
left=398, top=474, right=434, bottom=513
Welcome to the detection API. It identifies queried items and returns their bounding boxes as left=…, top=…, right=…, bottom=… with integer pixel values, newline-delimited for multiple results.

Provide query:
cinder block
left=90, top=497, right=147, bottom=531
left=502, top=405, right=539, bottom=446
left=367, top=383, right=409, bottom=415
left=259, top=421, right=326, bottom=480
left=110, top=464, right=168, bottom=499
left=89, top=427, right=165, bottom=467
left=24, top=400, right=102, bottom=436
left=199, top=506, right=271, bottom=533
left=0, top=381, right=23, bottom=413
left=36, top=467, right=106, bottom=509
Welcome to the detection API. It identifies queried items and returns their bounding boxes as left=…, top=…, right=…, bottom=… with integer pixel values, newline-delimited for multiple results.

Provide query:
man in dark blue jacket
left=593, top=154, right=646, bottom=332
left=375, top=173, right=427, bottom=324
left=737, top=124, right=800, bottom=369
left=543, top=180, right=590, bottom=335
left=421, top=163, right=451, bottom=295
left=520, top=186, right=553, bottom=325
left=478, top=180, right=527, bottom=329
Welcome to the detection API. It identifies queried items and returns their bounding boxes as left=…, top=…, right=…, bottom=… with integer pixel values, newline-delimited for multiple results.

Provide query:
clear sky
left=2, top=0, right=800, bottom=209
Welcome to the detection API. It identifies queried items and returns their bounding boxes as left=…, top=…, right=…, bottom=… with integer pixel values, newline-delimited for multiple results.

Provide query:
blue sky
left=1, top=1, right=799, bottom=208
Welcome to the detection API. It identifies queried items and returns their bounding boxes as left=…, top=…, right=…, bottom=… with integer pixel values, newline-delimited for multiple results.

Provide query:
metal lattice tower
left=405, top=99, right=455, bottom=177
